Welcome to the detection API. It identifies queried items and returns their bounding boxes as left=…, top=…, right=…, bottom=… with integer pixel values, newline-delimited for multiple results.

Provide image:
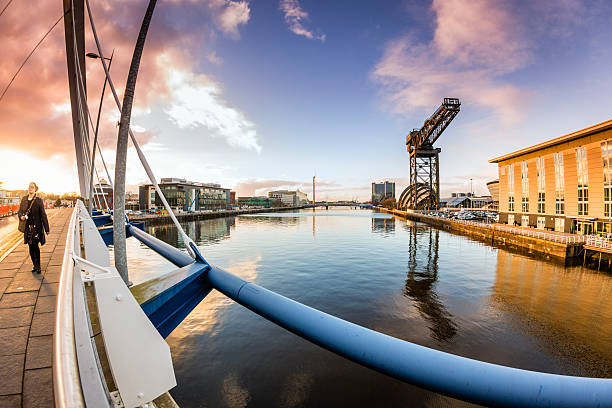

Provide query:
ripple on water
left=121, top=209, right=612, bottom=407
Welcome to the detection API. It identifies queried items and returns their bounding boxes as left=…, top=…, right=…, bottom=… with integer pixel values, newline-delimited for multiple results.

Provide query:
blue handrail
left=127, top=225, right=612, bottom=408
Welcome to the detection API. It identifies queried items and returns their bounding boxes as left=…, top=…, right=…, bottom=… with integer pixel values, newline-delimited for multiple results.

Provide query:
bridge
left=1, top=1, right=609, bottom=407
left=312, top=202, right=372, bottom=209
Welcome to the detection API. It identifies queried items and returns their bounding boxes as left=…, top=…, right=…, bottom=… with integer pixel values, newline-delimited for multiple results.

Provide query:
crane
left=399, top=98, right=460, bottom=210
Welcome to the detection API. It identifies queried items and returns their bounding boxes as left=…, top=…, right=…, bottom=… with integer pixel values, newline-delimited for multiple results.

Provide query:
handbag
left=18, top=195, right=36, bottom=233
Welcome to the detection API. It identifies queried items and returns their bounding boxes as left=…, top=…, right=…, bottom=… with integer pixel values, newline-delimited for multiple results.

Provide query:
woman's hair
left=29, top=182, right=38, bottom=192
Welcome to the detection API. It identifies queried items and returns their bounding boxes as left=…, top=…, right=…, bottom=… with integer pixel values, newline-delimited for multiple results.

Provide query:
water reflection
left=492, top=251, right=612, bottom=376
left=403, top=221, right=457, bottom=342
left=148, top=217, right=235, bottom=247
left=371, top=216, right=395, bottom=234
left=237, top=214, right=303, bottom=226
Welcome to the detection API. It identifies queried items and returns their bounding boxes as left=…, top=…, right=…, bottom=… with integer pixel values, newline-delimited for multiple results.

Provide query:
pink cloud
left=0, top=0, right=252, bottom=160
left=371, top=0, right=591, bottom=124
left=432, top=0, right=531, bottom=74
left=372, top=0, right=534, bottom=124
left=279, top=0, right=326, bottom=42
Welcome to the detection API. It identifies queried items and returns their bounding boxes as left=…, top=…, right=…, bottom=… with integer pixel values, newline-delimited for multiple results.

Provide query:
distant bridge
left=312, top=202, right=372, bottom=208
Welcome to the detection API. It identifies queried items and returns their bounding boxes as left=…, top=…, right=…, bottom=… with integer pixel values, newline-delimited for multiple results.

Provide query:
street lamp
left=86, top=49, right=114, bottom=214
left=86, top=52, right=112, bottom=61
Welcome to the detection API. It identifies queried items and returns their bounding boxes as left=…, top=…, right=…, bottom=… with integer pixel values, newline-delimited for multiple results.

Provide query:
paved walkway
left=0, top=209, right=71, bottom=408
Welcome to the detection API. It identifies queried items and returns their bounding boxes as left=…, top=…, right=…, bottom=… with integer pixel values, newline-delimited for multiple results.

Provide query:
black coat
left=18, top=195, right=49, bottom=245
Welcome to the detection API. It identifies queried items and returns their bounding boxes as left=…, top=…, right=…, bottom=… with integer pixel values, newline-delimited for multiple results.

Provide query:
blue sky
left=2, top=0, right=612, bottom=199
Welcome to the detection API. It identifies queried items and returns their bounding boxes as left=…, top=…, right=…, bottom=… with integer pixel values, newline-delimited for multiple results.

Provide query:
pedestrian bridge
left=45, top=202, right=611, bottom=407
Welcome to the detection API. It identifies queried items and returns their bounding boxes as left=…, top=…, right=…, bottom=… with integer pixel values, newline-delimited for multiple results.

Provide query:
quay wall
left=378, top=208, right=580, bottom=262
left=130, top=205, right=312, bottom=226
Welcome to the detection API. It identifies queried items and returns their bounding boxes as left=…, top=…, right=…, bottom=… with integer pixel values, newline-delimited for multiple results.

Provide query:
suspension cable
left=87, top=49, right=114, bottom=215
left=97, top=141, right=113, bottom=189
left=0, top=0, right=13, bottom=19
left=94, top=167, right=111, bottom=213
left=0, top=10, right=67, bottom=103
left=84, top=0, right=198, bottom=259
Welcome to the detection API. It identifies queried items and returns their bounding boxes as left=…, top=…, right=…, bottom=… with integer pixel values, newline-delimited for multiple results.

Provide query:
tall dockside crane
left=398, top=98, right=461, bottom=210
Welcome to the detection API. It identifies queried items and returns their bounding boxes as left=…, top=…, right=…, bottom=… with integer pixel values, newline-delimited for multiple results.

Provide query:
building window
left=521, top=215, right=529, bottom=227
left=508, top=214, right=515, bottom=226
left=536, top=157, right=545, bottom=191
left=576, top=147, right=588, bottom=216
left=555, top=217, right=565, bottom=232
left=537, top=192, right=545, bottom=213
left=521, top=161, right=529, bottom=195
left=602, top=141, right=612, bottom=217
left=521, top=197, right=529, bottom=213
left=507, top=164, right=514, bottom=194
left=536, top=157, right=545, bottom=213
left=508, top=196, right=514, bottom=212
left=554, top=152, right=565, bottom=214
left=537, top=216, right=546, bottom=230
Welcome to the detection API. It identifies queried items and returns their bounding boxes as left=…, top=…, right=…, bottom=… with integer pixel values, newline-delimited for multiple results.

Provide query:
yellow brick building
left=490, top=119, right=612, bottom=235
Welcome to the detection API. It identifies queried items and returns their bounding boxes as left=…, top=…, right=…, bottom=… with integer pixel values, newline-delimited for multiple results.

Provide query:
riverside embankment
left=129, top=205, right=313, bottom=226
left=378, top=207, right=585, bottom=263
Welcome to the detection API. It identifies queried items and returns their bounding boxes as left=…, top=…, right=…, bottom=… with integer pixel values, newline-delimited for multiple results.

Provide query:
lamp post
left=86, top=50, right=114, bottom=215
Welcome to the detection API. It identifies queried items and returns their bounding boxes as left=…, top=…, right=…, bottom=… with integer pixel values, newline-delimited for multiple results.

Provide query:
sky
left=1, top=0, right=612, bottom=200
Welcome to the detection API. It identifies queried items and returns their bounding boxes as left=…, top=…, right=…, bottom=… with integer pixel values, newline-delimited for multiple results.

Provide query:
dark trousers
left=28, top=242, right=40, bottom=266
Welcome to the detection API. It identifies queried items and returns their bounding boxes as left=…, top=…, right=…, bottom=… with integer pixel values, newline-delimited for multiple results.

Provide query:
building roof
left=440, top=196, right=470, bottom=206
left=489, top=118, right=612, bottom=163
left=486, top=179, right=499, bottom=186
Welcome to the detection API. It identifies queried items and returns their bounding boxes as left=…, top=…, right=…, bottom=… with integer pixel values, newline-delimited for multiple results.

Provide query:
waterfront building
left=0, top=182, right=19, bottom=204
left=487, top=180, right=499, bottom=210
left=490, top=119, right=612, bottom=234
left=93, top=180, right=113, bottom=208
left=439, top=193, right=492, bottom=209
left=230, top=191, right=236, bottom=205
left=238, top=196, right=278, bottom=208
left=371, top=181, right=395, bottom=203
left=126, top=192, right=139, bottom=211
left=268, top=190, right=310, bottom=206
left=138, top=178, right=230, bottom=212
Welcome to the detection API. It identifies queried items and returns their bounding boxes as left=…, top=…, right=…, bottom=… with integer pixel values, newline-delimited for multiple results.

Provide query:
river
left=120, top=208, right=612, bottom=407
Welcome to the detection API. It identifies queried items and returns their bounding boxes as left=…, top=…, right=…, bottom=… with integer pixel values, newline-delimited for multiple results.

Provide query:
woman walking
left=18, top=182, right=49, bottom=273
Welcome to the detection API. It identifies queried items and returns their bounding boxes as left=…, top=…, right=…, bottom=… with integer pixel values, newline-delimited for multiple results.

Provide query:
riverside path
left=0, top=208, right=71, bottom=407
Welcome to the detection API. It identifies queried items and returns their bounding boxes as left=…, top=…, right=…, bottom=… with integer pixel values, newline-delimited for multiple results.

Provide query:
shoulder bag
left=18, top=196, right=36, bottom=233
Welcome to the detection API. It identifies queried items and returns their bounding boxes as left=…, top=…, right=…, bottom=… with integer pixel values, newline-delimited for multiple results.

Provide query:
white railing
left=586, top=235, right=612, bottom=250
left=54, top=202, right=176, bottom=408
left=493, top=225, right=587, bottom=244
left=412, top=211, right=588, bottom=245
left=54, top=203, right=87, bottom=407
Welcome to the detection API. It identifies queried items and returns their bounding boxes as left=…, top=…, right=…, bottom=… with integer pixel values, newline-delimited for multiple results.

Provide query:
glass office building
left=139, top=178, right=230, bottom=212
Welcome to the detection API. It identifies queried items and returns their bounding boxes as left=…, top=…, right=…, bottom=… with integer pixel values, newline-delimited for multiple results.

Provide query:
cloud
left=160, top=55, right=261, bottom=153
left=233, top=178, right=358, bottom=199
left=207, top=51, right=223, bottom=65
left=372, top=0, right=534, bottom=124
left=279, top=0, right=326, bottom=42
left=0, top=0, right=255, bottom=193
left=207, top=0, right=251, bottom=39
left=432, top=0, right=531, bottom=74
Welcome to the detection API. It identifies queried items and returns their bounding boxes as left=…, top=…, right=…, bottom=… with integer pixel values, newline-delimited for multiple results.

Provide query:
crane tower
left=398, top=98, right=460, bottom=210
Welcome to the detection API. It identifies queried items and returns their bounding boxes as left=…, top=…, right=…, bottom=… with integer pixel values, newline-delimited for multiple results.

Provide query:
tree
left=381, top=198, right=396, bottom=209
left=54, top=198, right=62, bottom=208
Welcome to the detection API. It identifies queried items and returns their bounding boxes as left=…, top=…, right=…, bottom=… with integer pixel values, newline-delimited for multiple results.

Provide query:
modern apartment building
left=139, top=178, right=230, bottom=212
left=237, top=196, right=278, bottom=208
left=489, top=119, right=612, bottom=235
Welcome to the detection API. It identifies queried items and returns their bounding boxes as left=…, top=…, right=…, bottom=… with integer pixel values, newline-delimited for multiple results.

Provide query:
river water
left=121, top=208, right=612, bottom=407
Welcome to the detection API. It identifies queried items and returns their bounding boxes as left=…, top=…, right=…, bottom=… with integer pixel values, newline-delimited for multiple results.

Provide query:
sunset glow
left=1, top=0, right=612, bottom=198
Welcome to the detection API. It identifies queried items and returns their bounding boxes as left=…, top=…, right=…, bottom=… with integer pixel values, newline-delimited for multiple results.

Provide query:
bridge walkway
left=0, top=208, right=71, bottom=407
